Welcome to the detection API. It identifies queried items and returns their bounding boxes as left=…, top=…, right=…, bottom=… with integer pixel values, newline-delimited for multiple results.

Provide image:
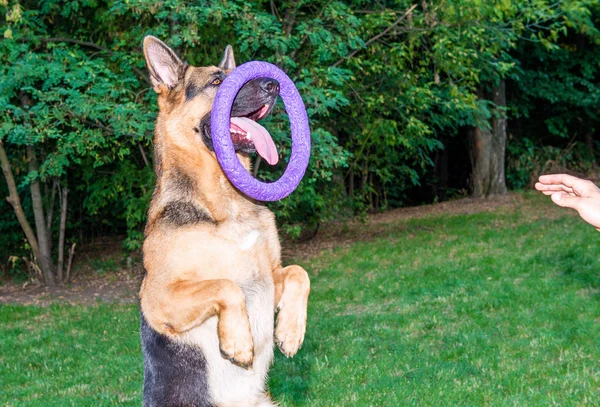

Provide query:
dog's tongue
left=230, top=117, right=279, bottom=165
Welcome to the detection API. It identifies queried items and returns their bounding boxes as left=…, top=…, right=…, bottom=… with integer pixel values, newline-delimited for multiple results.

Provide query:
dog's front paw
left=219, top=337, right=254, bottom=369
left=218, top=315, right=254, bottom=369
left=275, top=299, right=307, bottom=358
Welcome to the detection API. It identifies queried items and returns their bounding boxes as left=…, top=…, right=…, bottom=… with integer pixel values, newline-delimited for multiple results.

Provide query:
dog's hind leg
left=273, top=265, right=310, bottom=357
left=143, top=278, right=254, bottom=368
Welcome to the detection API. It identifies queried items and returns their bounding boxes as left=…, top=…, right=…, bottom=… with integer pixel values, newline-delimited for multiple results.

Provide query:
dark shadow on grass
left=269, top=339, right=314, bottom=406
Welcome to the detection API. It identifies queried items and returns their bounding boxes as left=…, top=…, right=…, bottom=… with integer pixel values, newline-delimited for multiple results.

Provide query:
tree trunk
left=468, top=125, right=493, bottom=197
left=57, top=186, right=68, bottom=283
left=66, top=242, right=76, bottom=283
left=46, top=179, right=57, bottom=254
left=368, top=172, right=374, bottom=209
left=27, top=147, right=56, bottom=286
left=0, top=140, right=41, bottom=262
left=361, top=161, right=368, bottom=198
left=490, top=80, right=507, bottom=195
left=584, top=130, right=597, bottom=172
left=348, top=171, right=354, bottom=198
left=468, top=83, right=507, bottom=197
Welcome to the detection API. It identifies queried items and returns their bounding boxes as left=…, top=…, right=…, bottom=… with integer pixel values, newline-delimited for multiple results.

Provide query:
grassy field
left=2, top=193, right=599, bottom=406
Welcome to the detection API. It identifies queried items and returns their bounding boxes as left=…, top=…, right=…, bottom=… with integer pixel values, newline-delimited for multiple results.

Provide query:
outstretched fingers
left=538, top=173, right=581, bottom=188
left=536, top=184, right=575, bottom=195
left=536, top=174, right=599, bottom=197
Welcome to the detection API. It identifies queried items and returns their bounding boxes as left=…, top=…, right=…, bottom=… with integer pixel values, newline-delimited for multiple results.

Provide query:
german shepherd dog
left=139, top=36, right=310, bottom=407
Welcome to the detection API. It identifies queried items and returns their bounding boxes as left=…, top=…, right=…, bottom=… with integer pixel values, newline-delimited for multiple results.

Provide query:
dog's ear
left=218, top=45, right=236, bottom=73
left=143, top=36, right=184, bottom=91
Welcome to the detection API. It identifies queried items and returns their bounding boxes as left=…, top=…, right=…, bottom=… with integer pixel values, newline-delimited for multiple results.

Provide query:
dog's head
left=143, top=36, right=280, bottom=166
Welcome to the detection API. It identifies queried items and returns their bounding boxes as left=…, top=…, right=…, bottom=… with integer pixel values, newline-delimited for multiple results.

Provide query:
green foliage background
left=0, top=0, right=599, bottom=267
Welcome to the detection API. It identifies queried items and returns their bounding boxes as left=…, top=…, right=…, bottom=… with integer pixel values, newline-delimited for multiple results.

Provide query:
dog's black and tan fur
left=140, top=36, right=310, bottom=407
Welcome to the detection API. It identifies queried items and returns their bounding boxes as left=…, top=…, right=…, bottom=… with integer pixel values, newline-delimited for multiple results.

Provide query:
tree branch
left=0, top=139, right=41, bottom=262
left=46, top=178, right=57, bottom=232
left=27, top=146, right=56, bottom=286
left=43, top=37, right=105, bottom=51
left=63, top=108, right=115, bottom=134
left=57, top=186, right=68, bottom=283
left=270, top=0, right=281, bottom=20
left=283, top=3, right=301, bottom=36
left=66, top=242, right=76, bottom=283
left=138, top=143, right=150, bottom=167
left=332, top=4, right=418, bottom=68
left=253, top=156, right=262, bottom=178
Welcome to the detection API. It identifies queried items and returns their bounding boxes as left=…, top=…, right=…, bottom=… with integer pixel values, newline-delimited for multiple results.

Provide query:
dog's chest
left=240, top=229, right=260, bottom=250
left=220, top=216, right=274, bottom=270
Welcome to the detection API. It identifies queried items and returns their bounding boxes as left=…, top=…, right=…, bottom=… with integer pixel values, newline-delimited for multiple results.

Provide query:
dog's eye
left=211, top=78, right=222, bottom=86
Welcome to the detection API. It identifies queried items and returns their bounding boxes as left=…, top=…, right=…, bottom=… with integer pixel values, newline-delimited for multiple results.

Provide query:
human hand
left=535, top=174, right=600, bottom=231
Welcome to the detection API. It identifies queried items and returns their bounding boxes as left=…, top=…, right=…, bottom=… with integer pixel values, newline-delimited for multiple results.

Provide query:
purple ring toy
left=211, top=61, right=311, bottom=202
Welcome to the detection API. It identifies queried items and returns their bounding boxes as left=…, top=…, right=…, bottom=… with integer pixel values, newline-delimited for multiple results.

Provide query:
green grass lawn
left=2, top=193, right=599, bottom=406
